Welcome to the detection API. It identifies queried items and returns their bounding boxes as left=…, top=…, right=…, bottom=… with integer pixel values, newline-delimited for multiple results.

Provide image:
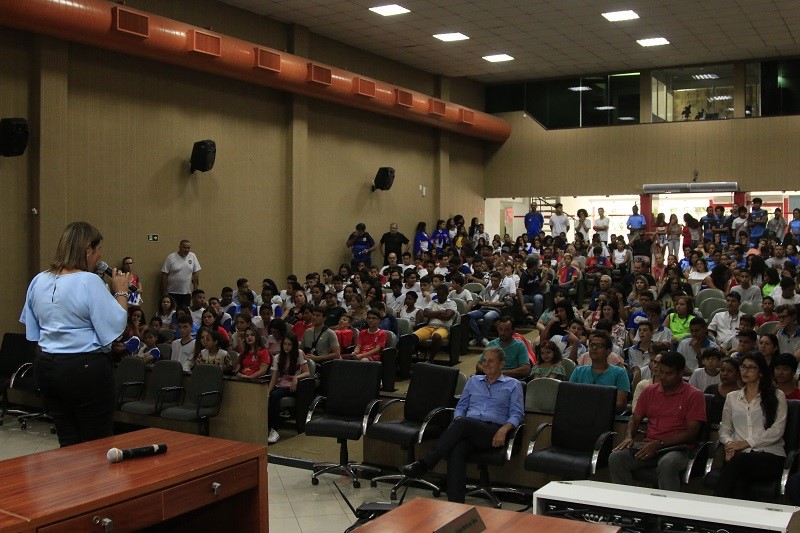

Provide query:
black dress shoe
left=399, top=461, right=428, bottom=478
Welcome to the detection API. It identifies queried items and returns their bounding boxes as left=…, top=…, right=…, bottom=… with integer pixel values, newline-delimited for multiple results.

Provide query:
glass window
left=651, top=64, right=735, bottom=122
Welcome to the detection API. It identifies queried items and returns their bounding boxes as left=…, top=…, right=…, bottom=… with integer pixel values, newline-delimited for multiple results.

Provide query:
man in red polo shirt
left=609, top=351, right=706, bottom=491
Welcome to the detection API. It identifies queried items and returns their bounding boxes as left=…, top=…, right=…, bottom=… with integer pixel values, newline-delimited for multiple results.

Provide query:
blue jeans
left=468, top=308, right=500, bottom=343
left=522, top=293, right=544, bottom=320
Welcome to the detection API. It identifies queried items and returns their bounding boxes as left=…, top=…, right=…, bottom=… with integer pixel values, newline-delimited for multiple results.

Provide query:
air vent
left=307, top=63, right=332, bottom=86
left=395, top=89, right=413, bottom=108
left=254, top=48, right=281, bottom=72
left=112, top=6, right=149, bottom=38
left=353, top=77, right=376, bottom=98
left=428, top=98, right=446, bottom=117
left=189, top=29, right=221, bottom=57
left=458, top=109, right=475, bottom=125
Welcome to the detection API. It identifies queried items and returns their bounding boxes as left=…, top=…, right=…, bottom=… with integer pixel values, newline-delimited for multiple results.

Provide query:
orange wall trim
left=0, top=0, right=511, bottom=142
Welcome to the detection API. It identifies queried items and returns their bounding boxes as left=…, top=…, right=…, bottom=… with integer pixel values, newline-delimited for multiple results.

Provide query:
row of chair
left=0, top=333, right=53, bottom=430
left=116, top=358, right=223, bottom=436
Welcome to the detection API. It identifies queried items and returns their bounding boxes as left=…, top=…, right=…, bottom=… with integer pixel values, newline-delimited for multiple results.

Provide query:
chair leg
left=465, top=464, right=527, bottom=509
left=310, top=438, right=380, bottom=488
left=370, top=473, right=442, bottom=500
left=198, top=417, right=209, bottom=436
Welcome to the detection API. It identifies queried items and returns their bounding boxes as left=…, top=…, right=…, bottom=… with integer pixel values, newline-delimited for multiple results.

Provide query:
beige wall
left=486, top=111, right=800, bottom=197
left=0, top=1, right=488, bottom=333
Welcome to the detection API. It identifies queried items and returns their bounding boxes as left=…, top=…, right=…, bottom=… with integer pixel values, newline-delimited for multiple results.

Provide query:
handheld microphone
left=97, top=261, right=138, bottom=293
left=107, top=444, right=168, bottom=463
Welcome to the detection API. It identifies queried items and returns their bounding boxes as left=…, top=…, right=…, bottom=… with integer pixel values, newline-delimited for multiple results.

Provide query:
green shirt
left=484, top=338, right=529, bottom=370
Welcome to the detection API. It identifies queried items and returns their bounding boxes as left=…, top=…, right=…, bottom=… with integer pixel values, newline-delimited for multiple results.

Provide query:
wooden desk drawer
left=39, top=492, right=162, bottom=532
left=162, top=460, right=259, bottom=519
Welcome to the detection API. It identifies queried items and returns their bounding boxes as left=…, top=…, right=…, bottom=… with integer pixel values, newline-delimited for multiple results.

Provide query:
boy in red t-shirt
left=348, top=309, right=386, bottom=361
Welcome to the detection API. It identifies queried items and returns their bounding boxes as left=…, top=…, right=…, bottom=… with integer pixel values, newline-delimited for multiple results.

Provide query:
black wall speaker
left=0, top=118, right=29, bottom=157
left=190, top=140, right=216, bottom=173
left=372, top=167, right=395, bottom=191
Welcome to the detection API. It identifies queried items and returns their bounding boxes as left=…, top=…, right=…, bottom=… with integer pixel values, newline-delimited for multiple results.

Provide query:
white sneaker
left=468, top=339, right=478, bottom=346
left=480, top=338, right=490, bottom=347
left=268, top=428, right=280, bottom=444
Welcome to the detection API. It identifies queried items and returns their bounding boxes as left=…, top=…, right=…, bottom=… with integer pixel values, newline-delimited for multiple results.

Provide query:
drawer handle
left=211, top=481, right=222, bottom=496
left=92, top=516, right=113, bottom=532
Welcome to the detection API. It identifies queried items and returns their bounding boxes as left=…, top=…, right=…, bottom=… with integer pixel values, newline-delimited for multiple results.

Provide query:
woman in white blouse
left=714, top=352, right=787, bottom=498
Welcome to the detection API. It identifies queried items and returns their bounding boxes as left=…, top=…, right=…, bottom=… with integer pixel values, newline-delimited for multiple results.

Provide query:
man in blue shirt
left=346, top=222, right=376, bottom=269
left=748, top=197, right=768, bottom=248
left=524, top=202, right=544, bottom=240
left=400, top=346, right=524, bottom=503
left=570, top=330, right=630, bottom=412
left=626, top=204, right=647, bottom=241
left=699, top=206, right=716, bottom=243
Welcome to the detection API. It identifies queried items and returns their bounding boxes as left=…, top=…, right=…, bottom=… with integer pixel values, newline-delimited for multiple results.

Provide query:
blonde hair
left=50, top=221, right=103, bottom=273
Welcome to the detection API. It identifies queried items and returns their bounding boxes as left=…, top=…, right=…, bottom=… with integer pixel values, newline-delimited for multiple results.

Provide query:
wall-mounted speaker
left=0, top=118, right=29, bottom=157
left=372, top=167, right=395, bottom=191
left=190, top=140, right=216, bottom=173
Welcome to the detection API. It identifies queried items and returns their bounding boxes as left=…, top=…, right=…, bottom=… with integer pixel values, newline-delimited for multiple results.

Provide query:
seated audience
left=773, top=353, right=800, bottom=400
left=467, top=271, right=508, bottom=347
left=171, top=316, right=196, bottom=371
left=531, top=340, right=566, bottom=380
left=191, top=329, right=233, bottom=373
left=688, top=348, right=722, bottom=391
left=475, top=317, right=530, bottom=379
left=610, top=351, right=706, bottom=491
left=414, top=285, right=457, bottom=362
left=677, top=317, right=718, bottom=374
left=399, top=347, right=523, bottom=503
left=266, top=332, right=310, bottom=444
left=302, top=306, right=340, bottom=364
left=234, top=326, right=271, bottom=380
left=569, top=330, right=629, bottom=412
left=714, top=353, right=787, bottom=498
left=347, top=309, right=386, bottom=361
left=704, top=357, right=741, bottom=426
left=132, top=328, right=161, bottom=363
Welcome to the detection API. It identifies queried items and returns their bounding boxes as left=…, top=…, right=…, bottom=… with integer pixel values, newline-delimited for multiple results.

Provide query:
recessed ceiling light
left=568, top=86, right=592, bottom=92
left=618, top=116, right=636, bottom=121
left=602, top=10, right=639, bottom=22
left=708, top=95, right=732, bottom=101
left=594, top=106, right=616, bottom=111
left=637, top=37, right=670, bottom=47
left=433, top=32, right=469, bottom=42
left=482, top=54, right=514, bottom=62
left=369, top=4, right=410, bottom=16
left=693, top=73, right=719, bottom=80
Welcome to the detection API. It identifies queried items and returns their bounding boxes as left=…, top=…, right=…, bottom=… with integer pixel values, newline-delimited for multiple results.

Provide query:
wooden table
left=0, top=428, right=267, bottom=532
left=354, top=498, right=620, bottom=532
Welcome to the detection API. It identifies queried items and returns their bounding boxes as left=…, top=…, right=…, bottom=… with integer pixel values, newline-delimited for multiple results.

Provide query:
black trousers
left=422, top=417, right=501, bottom=503
left=268, top=387, right=293, bottom=431
left=713, top=450, right=784, bottom=498
left=170, top=292, right=191, bottom=309
left=35, top=352, right=115, bottom=447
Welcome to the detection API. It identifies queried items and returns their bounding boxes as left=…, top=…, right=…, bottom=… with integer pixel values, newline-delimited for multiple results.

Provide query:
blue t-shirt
left=430, top=229, right=450, bottom=252
left=525, top=212, right=544, bottom=238
left=351, top=232, right=375, bottom=261
left=20, top=271, right=128, bottom=353
left=790, top=219, right=800, bottom=237
left=750, top=208, right=767, bottom=238
left=627, top=214, right=646, bottom=231
left=569, top=364, right=631, bottom=393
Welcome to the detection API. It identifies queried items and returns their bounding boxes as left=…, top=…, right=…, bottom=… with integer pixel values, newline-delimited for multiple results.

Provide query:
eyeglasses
left=740, top=364, right=759, bottom=372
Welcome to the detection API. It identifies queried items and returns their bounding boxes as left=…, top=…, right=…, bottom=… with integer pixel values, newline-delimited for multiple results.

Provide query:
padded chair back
left=115, top=357, right=146, bottom=401
left=739, top=300, right=761, bottom=316
left=158, top=328, right=176, bottom=343
left=455, top=372, right=467, bottom=397
left=758, top=321, right=779, bottom=335
left=146, top=360, right=184, bottom=401
left=324, top=360, right=381, bottom=417
left=157, top=342, right=172, bottom=361
left=0, top=333, right=35, bottom=377
left=453, top=298, right=467, bottom=315
left=306, top=358, right=317, bottom=377
left=404, top=364, right=460, bottom=423
left=784, top=400, right=800, bottom=453
left=695, top=288, right=726, bottom=308
left=396, top=318, right=412, bottom=336
left=561, top=358, right=576, bottom=380
left=384, top=330, right=398, bottom=349
left=699, top=298, right=726, bottom=319
left=525, top=378, right=560, bottom=413
left=550, top=382, right=616, bottom=451
left=185, top=364, right=223, bottom=410
left=464, top=282, right=484, bottom=294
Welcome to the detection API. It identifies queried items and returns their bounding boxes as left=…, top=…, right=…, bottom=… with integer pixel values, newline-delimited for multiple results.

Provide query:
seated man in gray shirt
left=730, top=269, right=762, bottom=303
left=302, top=306, right=340, bottom=364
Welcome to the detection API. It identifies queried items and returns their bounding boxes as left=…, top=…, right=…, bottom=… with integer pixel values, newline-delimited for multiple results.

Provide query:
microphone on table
left=96, top=261, right=139, bottom=293
left=107, top=444, right=168, bottom=463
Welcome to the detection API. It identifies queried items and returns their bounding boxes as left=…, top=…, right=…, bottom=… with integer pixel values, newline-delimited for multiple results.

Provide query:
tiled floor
left=0, top=418, right=527, bottom=533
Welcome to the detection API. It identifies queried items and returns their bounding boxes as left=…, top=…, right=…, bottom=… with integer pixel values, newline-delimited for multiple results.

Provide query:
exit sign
left=147, top=234, right=159, bottom=242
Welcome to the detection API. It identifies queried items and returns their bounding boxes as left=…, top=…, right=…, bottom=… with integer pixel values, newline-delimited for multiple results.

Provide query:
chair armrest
left=305, top=395, right=326, bottom=424
left=684, top=441, right=712, bottom=484
left=591, top=431, right=617, bottom=474
left=418, top=407, right=454, bottom=444
left=781, top=449, right=799, bottom=495
left=704, top=440, right=725, bottom=477
left=527, top=422, right=552, bottom=455
left=656, top=444, right=688, bottom=455
left=155, top=386, right=184, bottom=412
left=117, top=381, right=145, bottom=407
left=505, top=423, right=525, bottom=461
left=362, top=399, right=382, bottom=435
left=373, top=398, right=405, bottom=424
left=9, top=362, right=34, bottom=387
left=196, top=390, right=221, bottom=417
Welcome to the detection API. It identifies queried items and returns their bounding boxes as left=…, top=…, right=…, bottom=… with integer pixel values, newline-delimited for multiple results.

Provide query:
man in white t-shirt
left=593, top=207, right=610, bottom=243
left=161, top=239, right=201, bottom=308
left=549, top=202, right=570, bottom=238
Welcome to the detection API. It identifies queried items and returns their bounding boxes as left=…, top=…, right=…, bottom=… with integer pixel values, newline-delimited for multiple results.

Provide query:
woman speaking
left=20, top=222, right=132, bottom=447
